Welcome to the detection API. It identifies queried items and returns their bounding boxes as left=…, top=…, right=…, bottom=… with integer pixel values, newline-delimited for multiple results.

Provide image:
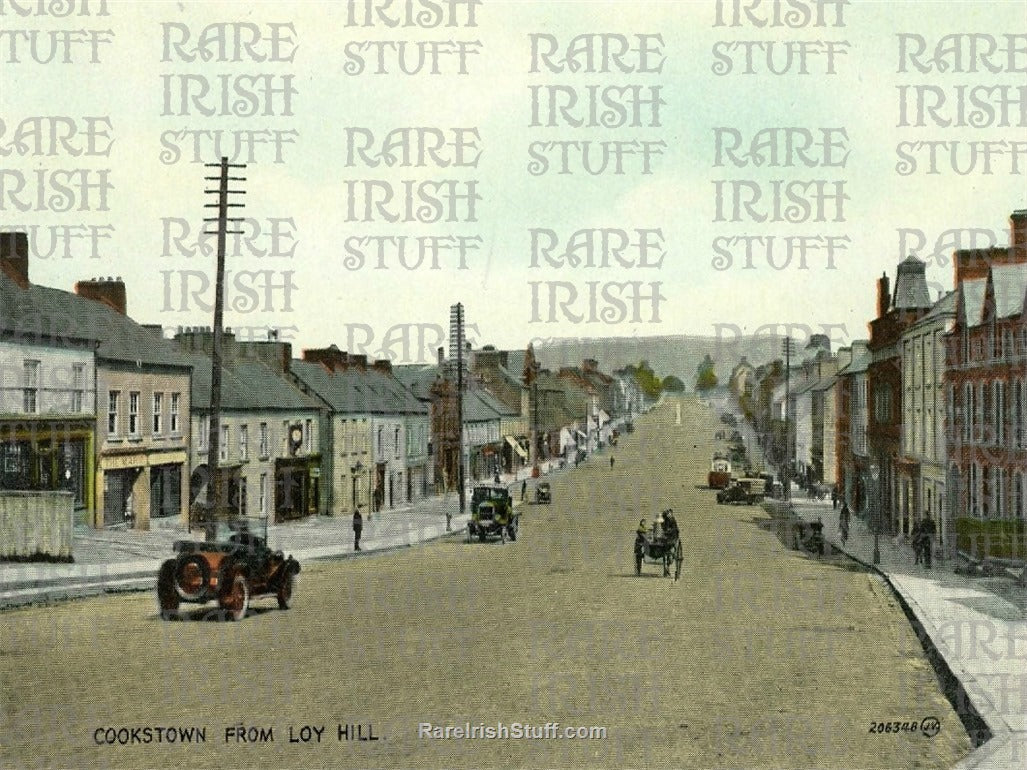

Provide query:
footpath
left=790, top=497, right=1027, bottom=770
left=0, top=459, right=568, bottom=610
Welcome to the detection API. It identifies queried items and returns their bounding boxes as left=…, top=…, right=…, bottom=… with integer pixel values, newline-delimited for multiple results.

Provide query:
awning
left=505, top=435, right=528, bottom=460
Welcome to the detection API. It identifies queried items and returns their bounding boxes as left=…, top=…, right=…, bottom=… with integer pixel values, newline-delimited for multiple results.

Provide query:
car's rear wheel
left=219, top=571, right=249, bottom=621
left=174, top=554, right=210, bottom=601
left=277, top=572, right=295, bottom=610
left=157, top=559, right=180, bottom=619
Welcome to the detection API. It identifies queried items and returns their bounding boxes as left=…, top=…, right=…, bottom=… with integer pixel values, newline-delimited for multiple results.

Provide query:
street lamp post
left=870, top=462, right=881, bottom=565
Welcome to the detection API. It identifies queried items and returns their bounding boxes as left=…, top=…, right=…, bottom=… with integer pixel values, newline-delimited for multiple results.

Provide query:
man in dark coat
left=921, top=513, right=937, bottom=568
left=353, top=507, right=364, bottom=551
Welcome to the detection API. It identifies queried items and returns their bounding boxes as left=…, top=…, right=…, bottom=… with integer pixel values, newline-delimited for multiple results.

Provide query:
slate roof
left=960, top=278, right=988, bottom=328
left=893, top=255, right=932, bottom=310
left=291, top=361, right=426, bottom=415
left=184, top=353, right=320, bottom=412
left=1, top=271, right=188, bottom=367
left=836, top=350, right=871, bottom=376
left=991, top=264, right=1027, bottom=319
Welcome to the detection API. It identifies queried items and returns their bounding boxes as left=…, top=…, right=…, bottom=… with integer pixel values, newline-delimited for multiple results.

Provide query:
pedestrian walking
left=921, top=513, right=937, bottom=568
left=839, top=502, right=850, bottom=544
left=831, top=486, right=839, bottom=509
left=911, top=521, right=923, bottom=565
left=353, top=507, right=363, bottom=551
left=520, top=479, right=527, bottom=501
left=610, top=456, right=615, bottom=469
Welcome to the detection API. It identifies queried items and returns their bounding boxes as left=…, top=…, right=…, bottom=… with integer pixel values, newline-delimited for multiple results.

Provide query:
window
left=198, top=414, right=209, bottom=451
left=259, top=422, right=269, bottom=458
left=1015, top=472, right=1025, bottom=520
left=108, top=390, right=120, bottom=436
left=394, top=426, right=400, bottom=458
left=238, top=478, right=247, bottom=515
left=22, top=360, right=39, bottom=414
left=304, top=419, right=313, bottom=452
left=1004, top=329, right=1013, bottom=360
left=71, top=364, right=84, bottom=412
left=377, top=425, right=383, bottom=456
left=969, top=464, right=979, bottom=517
left=994, top=381, right=1004, bottom=446
left=128, top=392, right=140, bottom=436
left=874, top=384, right=892, bottom=423
left=1015, top=380, right=1025, bottom=449
left=152, top=393, right=163, bottom=435
left=995, top=467, right=1005, bottom=519
left=976, top=383, right=985, bottom=443
left=259, top=472, right=268, bottom=515
left=220, top=424, right=229, bottom=462
left=239, top=424, right=248, bottom=461
left=170, top=393, right=180, bottom=434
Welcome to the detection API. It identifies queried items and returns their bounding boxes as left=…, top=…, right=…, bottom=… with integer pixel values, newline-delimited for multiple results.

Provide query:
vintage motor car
left=467, top=499, right=518, bottom=543
left=156, top=516, right=300, bottom=621
left=716, top=478, right=765, bottom=505
left=535, top=481, right=552, bottom=504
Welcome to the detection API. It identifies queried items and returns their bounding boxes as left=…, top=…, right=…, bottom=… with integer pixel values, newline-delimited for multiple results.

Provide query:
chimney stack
left=75, top=276, right=127, bottom=315
left=0, top=231, right=29, bottom=288
left=1011, top=209, right=1026, bottom=252
left=437, top=346, right=445, bottom=367
left=373, top=358, right=393, bottom=375
left=303, top=345, right=348, bottom=372
left=582, top=358, right=599, bottom=373
left=349, top=354, right=367, bottom=371
left=876, top=272, right=890, bottom=317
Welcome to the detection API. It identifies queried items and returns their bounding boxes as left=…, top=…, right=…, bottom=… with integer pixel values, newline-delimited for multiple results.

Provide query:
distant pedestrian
left=353, top=507, right=363, bottom=551
left=831, top=486, right=839, bottom=509
left=839, top=502, right=850, bottom=544
left=521, top=479, right=527, bottom=501
left=911, top=521, right=923, bottom=565
left=921, top=513, right=937, bottom=568
left=610, top=456, right=615, bottom=469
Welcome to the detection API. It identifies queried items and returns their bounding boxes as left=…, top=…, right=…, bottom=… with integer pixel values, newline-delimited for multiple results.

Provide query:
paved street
left=1, top=398, right=972, bottom=769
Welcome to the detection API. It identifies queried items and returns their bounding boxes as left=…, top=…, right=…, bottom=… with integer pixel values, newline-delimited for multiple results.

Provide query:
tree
left=695, top=354, right=718, bottom=392
left=662, top=375, right=685, bottom=392
left=632, top=360, right=663, bottom=400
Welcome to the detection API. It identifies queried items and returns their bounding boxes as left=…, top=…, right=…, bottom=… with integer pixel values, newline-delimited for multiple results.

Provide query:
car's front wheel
left=219, top=571, right=249, bottom=621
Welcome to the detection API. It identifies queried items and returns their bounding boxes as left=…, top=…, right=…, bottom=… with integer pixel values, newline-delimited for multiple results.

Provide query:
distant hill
left=535, top=334, right=787, bottom=389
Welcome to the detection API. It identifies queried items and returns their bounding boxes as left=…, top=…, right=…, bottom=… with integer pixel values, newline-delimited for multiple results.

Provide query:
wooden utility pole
left=202, top=157, right=246, bottom=540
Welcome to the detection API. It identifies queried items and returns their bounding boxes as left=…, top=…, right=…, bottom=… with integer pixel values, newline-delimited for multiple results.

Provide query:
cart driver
left=635, top=519, right=648, bottom=553
left=662, top=509, right=679, bottom=544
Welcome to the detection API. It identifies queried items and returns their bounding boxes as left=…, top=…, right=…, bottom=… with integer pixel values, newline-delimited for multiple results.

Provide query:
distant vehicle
left=535, top=482, right=552, bottom=505
left=708, top=456, right=733, bottom=489
left=716, top=478, right=764, bottom=505
left=625, top=422, right=635, bottom=433
left=471, top=484, right=512, bottom=512
left=719, top=413, right=736, bottom=426
left=157, top=516, right=300, bottom=621
left=467, top=499, right=518, bottom=543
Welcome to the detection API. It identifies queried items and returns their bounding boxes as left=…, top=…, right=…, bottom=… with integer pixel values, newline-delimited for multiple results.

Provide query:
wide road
left=1, top=397, right=970, bottom=769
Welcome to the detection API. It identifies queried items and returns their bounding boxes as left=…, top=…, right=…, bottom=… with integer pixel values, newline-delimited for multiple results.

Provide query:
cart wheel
left=219, top=570, right=249, bottom=621
left=508, top=523, right=517, bottom=542
left=674, top=542, right=684, bottom=581
left=157, top=559, right=180, bottom=619
left=465, top=526, right=472, bottom=544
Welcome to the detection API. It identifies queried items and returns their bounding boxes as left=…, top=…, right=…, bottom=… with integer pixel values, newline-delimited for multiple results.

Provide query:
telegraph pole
left=782, top=336, right=795, bottom=503
left=450, top=303, right=466, bottom=528
left=202, top=157, right=246, bottom=540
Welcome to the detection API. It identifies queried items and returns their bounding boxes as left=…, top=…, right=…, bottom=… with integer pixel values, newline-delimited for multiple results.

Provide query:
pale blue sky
left=3, top=0, right=1024, bottom=358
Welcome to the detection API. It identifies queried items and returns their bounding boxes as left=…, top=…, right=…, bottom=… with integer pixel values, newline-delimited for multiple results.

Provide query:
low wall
left=0, top=491, right=74, bottom=561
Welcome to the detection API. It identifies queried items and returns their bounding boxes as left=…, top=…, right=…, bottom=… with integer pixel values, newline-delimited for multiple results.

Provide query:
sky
left=2, top=0, right=1025, bottom=363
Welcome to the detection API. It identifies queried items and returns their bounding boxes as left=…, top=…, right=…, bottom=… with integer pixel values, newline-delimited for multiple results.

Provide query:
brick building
left=945, top=210, right=1027, bottom=559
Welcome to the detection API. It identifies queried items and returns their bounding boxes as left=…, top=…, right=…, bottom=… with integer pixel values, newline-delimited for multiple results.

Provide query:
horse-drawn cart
left=634, top=513, right=683, bottom=580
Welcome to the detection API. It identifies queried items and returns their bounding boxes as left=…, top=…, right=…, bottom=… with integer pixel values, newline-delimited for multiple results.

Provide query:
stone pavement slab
left=789, top=499, right=1027, bottom=770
